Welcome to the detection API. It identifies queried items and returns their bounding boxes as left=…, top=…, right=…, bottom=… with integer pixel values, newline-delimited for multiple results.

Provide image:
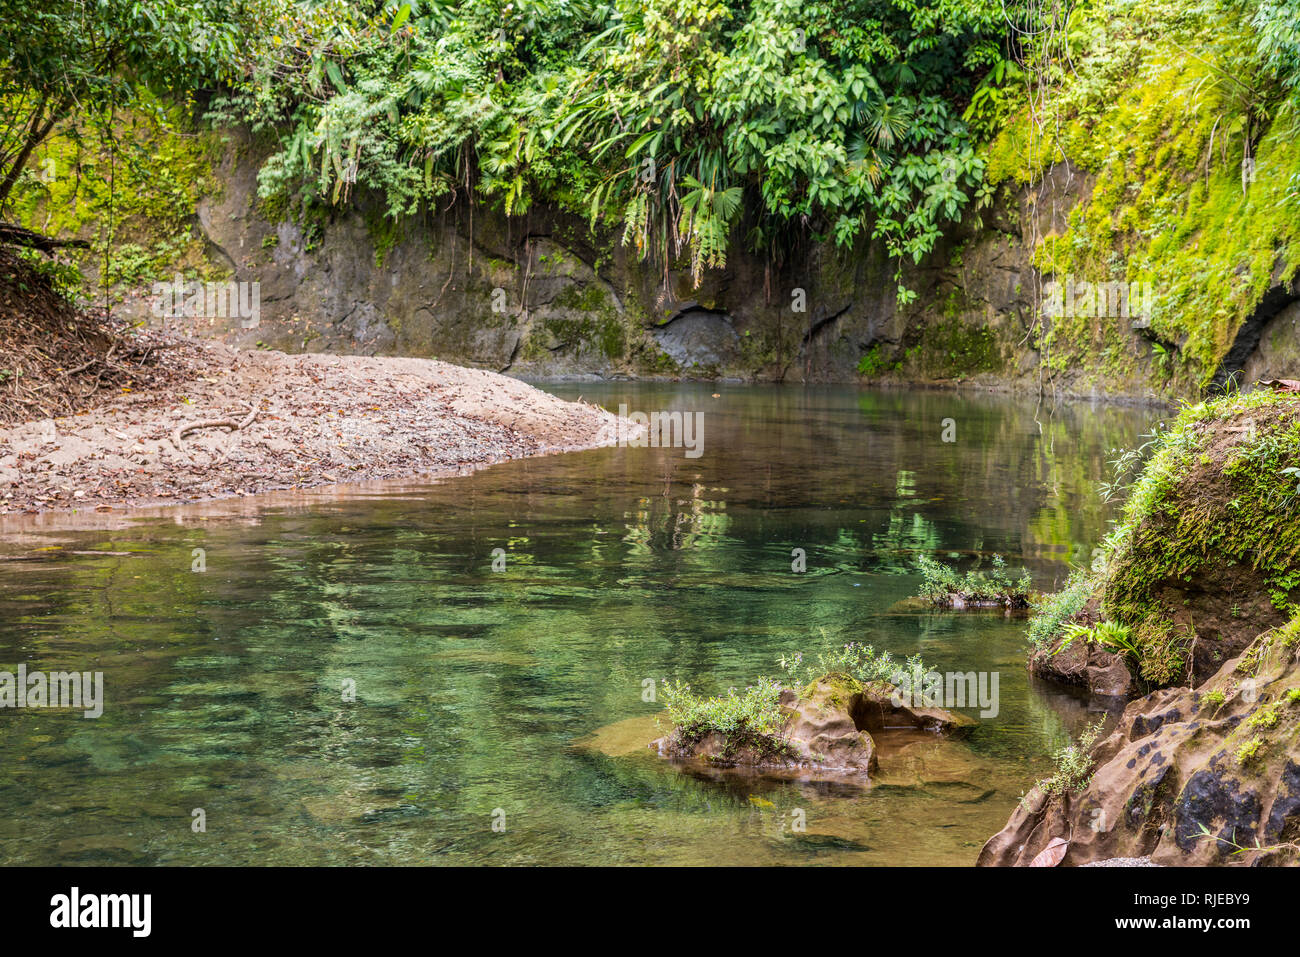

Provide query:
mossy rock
left=798, top=672, right=977, bottom=738
left=1101, top=390, right=1300, bottom=685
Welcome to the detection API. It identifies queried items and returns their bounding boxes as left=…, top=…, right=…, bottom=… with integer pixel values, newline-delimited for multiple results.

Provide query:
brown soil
left=0, top=337, right=622, bottom=514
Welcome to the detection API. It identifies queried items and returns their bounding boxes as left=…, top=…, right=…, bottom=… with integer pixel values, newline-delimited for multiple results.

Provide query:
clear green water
left=0, top=384, right=1156, bottom=865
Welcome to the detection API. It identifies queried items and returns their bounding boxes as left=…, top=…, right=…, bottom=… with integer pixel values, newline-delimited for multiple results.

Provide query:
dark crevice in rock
left=1210, top=276, right=1300, bottom=391
left=654, top=302, right=730, bottom=329
left=799, top=302, right=852, bottom=347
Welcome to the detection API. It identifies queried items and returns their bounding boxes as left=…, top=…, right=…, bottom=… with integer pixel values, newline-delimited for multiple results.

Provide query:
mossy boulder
left=1100, top=390, right=1300, bottom=686
left=653, top=674, right=876, bottom=775
left=981, top=617, right=1300, bottom=866
left=1028, top=594, right=1134, bottom=697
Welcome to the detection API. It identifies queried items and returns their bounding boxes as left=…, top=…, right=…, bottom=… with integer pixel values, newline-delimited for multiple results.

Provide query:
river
left=0, top=383, right=1158, bottom=865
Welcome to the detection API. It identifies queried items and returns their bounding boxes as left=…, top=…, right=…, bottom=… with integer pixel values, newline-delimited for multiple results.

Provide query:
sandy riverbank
left=0, top=339, right=622, bottom=514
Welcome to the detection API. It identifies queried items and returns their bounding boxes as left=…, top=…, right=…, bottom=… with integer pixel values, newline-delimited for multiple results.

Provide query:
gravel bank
left=1080, top=857, right=1159, bottom=867
left=0, top=339, right=622, bottom=514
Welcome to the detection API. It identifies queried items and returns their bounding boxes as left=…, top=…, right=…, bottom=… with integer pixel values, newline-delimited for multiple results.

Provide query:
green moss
left=1235, top=735, right=1265, bottom=765
left=1246, top=702, right=1282, bottom=730
left=538, top=282, right=627, bottom=361
left=365, top=212, right=403, bottom=268
left=12, top=94, right=221, bottom=288
left=800, top=672, right=864, bottom=711
left=856, top=343, right=899, bottom=376
left=256, top=191, right=290, bottom=224
left=914, top=316, right=1003, bottom=378
left=1101, top=391, right=1300, bottom=685
left=979, top=0, right=1300, bottom=393
left=1277, top=599, right=1300, bottom=641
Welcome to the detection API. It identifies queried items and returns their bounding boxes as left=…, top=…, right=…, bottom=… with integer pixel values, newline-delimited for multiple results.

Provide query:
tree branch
left=0, top=221, right=90, bottom=253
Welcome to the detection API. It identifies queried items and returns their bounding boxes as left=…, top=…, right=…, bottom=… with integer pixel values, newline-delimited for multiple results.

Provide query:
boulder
left=651, top=676, right=876, bottom=775
left=850, top=679, right=979, bottom=737
left=1099, top=396, right=1300, bottom=686
left=980, top=621, right=1300, bottom=866
left=1029, top=636, right=1134, bottom=699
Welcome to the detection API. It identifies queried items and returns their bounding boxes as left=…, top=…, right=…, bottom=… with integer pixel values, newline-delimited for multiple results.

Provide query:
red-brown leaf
left=1029, top=837, right=1069, bottom=867
left=1261, top=379, right=1300, bottom=393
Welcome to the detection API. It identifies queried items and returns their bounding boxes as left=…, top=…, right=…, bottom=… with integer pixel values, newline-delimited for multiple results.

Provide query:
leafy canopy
left=0, top=0, right=247, bottom=213
left=217, top=0, right=1027, bottom=289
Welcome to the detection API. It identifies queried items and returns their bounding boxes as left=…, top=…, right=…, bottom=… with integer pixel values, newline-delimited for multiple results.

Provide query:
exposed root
left=172, top=397, right=262, bottom=451
left=0, top=246, right=192, bottom=424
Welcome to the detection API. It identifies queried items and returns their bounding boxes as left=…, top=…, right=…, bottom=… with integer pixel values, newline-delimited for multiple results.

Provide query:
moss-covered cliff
left=984, top=0, right=1300, bottom=395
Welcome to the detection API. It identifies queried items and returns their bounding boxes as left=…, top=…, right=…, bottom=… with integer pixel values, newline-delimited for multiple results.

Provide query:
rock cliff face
left=114, top=124, right=1296, bottom=397
left=178, top=132, right=1153, bottom=392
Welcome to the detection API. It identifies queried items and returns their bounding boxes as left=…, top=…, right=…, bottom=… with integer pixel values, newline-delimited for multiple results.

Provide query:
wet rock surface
left=1029, top=635, right=1134, bottom=699
left=177, top=133, right=1205, bottom=397
left=650, top=311, right=742, bottom=370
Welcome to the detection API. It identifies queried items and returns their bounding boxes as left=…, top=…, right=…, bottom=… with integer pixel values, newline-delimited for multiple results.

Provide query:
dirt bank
left=0, top=338, right=623, bottom=514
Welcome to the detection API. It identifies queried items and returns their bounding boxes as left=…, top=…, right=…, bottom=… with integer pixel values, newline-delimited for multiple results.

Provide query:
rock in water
left=651, top=673, right=975, bottom=778
left=850, top=679, right=979, bottom=737
left=1029, top=626, right=1134, bottom=699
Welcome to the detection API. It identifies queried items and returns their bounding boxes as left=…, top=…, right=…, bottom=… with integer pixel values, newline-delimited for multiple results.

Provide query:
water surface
left=0, top=384, right=1157, bottom=865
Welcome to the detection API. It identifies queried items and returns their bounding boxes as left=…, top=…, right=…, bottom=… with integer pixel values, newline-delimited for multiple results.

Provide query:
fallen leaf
left=1261, top=379, right=1300, bottom=393
left=1029, top=837, right=1069, bottom=867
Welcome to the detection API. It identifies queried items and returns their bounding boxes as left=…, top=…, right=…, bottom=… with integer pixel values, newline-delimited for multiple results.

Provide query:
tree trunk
left=0, top=95, right=65, bottom=211
left=0, top=221, right=90, bottom=253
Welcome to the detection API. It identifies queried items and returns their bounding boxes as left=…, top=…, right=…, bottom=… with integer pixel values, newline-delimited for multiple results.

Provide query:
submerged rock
left=651, top=673, right=974, bottom=779
left=980, top=622, right=1300, bottom=866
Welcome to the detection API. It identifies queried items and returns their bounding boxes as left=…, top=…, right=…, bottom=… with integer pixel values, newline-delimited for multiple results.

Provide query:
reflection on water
left=0, top=384, right=1156, bottom=865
